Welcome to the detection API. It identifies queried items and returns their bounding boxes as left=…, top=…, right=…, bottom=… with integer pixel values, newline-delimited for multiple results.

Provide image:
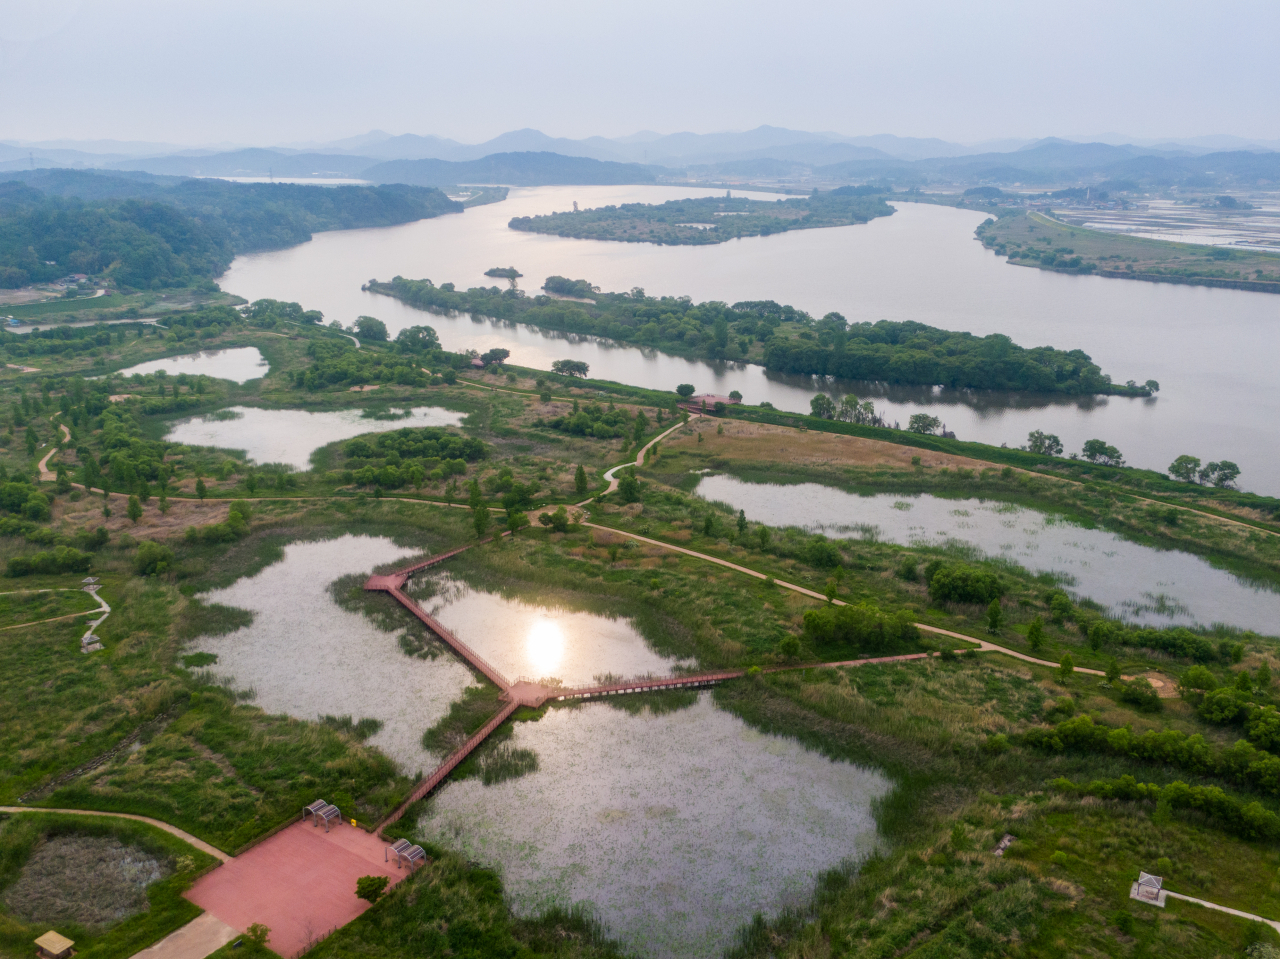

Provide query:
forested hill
left=361, top=152, right=658, bottom=187
left=507, top=186, right=894, bottom=245
left=0, top=170, right=461, bottom=289
left=369, top=274, right=1152, bottom=396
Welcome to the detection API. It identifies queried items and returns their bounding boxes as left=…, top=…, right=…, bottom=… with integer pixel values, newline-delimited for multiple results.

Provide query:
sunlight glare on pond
left=524, top=618, right=566, bottom=678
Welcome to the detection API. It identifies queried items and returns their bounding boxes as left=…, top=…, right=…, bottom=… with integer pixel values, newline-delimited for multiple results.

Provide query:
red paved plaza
left=186, top=820, right=406, bottom=958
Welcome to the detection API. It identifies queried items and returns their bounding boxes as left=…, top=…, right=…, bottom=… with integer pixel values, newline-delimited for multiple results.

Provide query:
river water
left=219, top=186, right=1280, bottom=495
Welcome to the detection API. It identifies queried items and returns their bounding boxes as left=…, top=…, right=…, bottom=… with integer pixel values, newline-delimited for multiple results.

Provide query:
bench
left=313, top=803, right=341, bottom=832
left=400, top=844, right=427, bottom=870
left=385, top=839, right=411, bottom=864
left=302, top=799, right=329, bottom=823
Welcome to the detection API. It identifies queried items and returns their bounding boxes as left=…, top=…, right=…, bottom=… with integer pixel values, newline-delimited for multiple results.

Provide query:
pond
left=419, top=693, right=887, bottom=959
left=219, top=186, right=1280, bottom=495
left=113, top=346, right=268, bottom=384
left=192, top=533, right=890, bottom=957
left=415, top=573, right=693, bottom=685
left=167, top=404, right=467, bottom=470
left=193, top=535, right=474, bottom=775
left=698, top=474, right=1280, bottom=635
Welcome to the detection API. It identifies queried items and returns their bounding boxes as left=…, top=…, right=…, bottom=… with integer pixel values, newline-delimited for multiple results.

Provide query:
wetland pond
left=167, top=404, right=466, bottom=469
left=194, top=534, right=890, bottom=957
left=113, top=346, right=268, bottom=384
left=699, top=474, right=1280, bottom=635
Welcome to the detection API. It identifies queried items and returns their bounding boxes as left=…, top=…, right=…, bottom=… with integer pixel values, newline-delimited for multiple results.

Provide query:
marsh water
left=698, top=474, right=1280, bottom=634
left=166, top=404, right=466, bottom=469
left=219, top=185, right=1280, bottom=494
left=420, top=694, right=887, bottom=959
left=418, top=574, right=694, bottom=685
left=194, top=535, right=889, bottom=957
left=194, top=536, right=473, bottom=774
left=113, top=346, right=268, bottom=384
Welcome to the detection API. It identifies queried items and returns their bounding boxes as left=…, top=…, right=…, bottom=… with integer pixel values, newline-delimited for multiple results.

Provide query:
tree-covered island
left=368, top=275, right=1156, bottom=396
left=507, top=186, right=894, bottom=245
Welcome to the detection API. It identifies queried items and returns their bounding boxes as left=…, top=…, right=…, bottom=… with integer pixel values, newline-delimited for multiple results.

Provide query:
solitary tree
left=809, top=394, right=836, bottom=419
left=676, top=383, right=696, bottom=399
left=737, top=509, right=748, bottom=535
left=355, top=875, right=389, bottom=904
left=354, top=316, right=389, bottom=341
left=195, top=478, right=207, bottom=501
left=158, top=490, right=170, bottom=515
left=1168, top=455, right=1202, bottom=483
left=986, top=599, right=1002, bottom=634
left=506, top=510, right=529, bottom=536
left=1081, top=439, right=1124, bottom=466
left=756, top=525, right=771, bottom=550
left=1106, top=657, right=1122, bottom=683
left=1027, top=615, right=1045, bottom=652
left=907, top=414, right=942, bottom=435
left=551, top=359, right=590, bottom=378
left=1026, top=430, right=1064, bottom=457
left=473, top=503, right=491, bottom=537
left=1056, top=652, right=1075, bottom=684
left=574, top=464, right=588, bottom=496
left=127, top=494, right=143, bottom=524
left=617, top=469, right=641, bottom=503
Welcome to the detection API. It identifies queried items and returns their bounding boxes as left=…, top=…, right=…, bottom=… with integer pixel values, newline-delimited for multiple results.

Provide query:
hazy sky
left=2, top=0, right=1277, bottom=147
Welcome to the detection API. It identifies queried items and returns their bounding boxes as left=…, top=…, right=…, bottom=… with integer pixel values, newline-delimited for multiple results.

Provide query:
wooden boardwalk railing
left=386, top=586, right=511, bottom=689
left=378, top=700, right=519, bottom=832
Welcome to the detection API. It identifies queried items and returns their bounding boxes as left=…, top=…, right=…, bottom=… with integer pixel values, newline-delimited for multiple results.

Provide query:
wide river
left=220, top=186, right=1280, bottom=495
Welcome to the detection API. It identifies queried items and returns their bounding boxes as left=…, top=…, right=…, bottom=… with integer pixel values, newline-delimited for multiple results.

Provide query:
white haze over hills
left=2, top=127, right=1277, bottom=177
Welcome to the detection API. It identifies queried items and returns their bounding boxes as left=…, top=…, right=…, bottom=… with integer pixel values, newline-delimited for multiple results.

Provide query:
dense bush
left=6, top=546, right=92, bottom=577
left=801, top=602, right=920, bottom=657
left=1050, top=774, right=1280, bottom=841
left=1029, top=714, right=1280, bottom=797
left=927, top=564, right=1005, bottom=604
left=135, top=540, right=175, bottom=575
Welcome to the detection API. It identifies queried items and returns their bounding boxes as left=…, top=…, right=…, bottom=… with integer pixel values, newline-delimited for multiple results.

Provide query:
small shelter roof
left=35, top=930, right=75, bottom=958
left=1138, top=871, right=1162, bottom=889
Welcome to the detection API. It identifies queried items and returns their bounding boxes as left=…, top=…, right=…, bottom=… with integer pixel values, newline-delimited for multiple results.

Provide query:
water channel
left=194, top=535, right=889, bottom=957
left=166, top=404, right=465, bottom=469
left=219, top=185, right=1280, bottom=495
left=697, top=474, right=1280, bottom=635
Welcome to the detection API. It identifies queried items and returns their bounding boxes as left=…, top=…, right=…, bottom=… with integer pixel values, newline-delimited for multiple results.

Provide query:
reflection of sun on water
left=526, top=618, right=565, bottom=677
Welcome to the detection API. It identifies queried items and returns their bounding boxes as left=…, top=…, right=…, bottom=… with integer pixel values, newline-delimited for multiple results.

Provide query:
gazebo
left=34, top=931, right=75, bottom=959
left=1130, top=871, right=1166, bottom=906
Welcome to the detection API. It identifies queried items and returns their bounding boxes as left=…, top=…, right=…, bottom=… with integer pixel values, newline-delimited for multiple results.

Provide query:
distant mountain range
left=2, top=126, right=1277, bottom=190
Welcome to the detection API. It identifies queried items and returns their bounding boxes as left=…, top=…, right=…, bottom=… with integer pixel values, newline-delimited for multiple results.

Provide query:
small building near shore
left=34, top=931, right=75, bottom=959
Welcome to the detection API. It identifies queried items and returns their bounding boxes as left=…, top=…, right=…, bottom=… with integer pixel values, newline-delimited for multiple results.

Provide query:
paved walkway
left=578, top=523, right=1106, bottom=675
left=0, top=807, right=230, bottom=861
left=1164, top=891, right=1280, bottom=933
left=130, top=913, right=238, bottom=959
left=186, top=820, right=405, bottom=959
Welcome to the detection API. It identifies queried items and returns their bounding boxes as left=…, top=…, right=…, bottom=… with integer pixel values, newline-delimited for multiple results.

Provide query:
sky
left=1, top=0, right=1277, bottom=147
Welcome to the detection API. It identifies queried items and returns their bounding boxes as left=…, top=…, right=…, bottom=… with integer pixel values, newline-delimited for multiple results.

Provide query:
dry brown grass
left=668, top=419, right=999, bottom=472
left=54, top=492, right=232, bottom=539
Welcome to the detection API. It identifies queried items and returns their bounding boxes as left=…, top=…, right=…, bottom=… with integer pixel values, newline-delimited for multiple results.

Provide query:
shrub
left=135, top=540, right=175, bottom=576
left=805, top=538, right=843, bottom=569
left=538, top=506, right=570, bottom=533
left=802, top=603, right=919, bottom=657
left=927, top=564, right=1004, bottom=604
left=1120, top=678, right=1163, bottom=713
left=1199, top=687, right=1244, bottom=724
left=6, top=546, right=92, bottom=577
